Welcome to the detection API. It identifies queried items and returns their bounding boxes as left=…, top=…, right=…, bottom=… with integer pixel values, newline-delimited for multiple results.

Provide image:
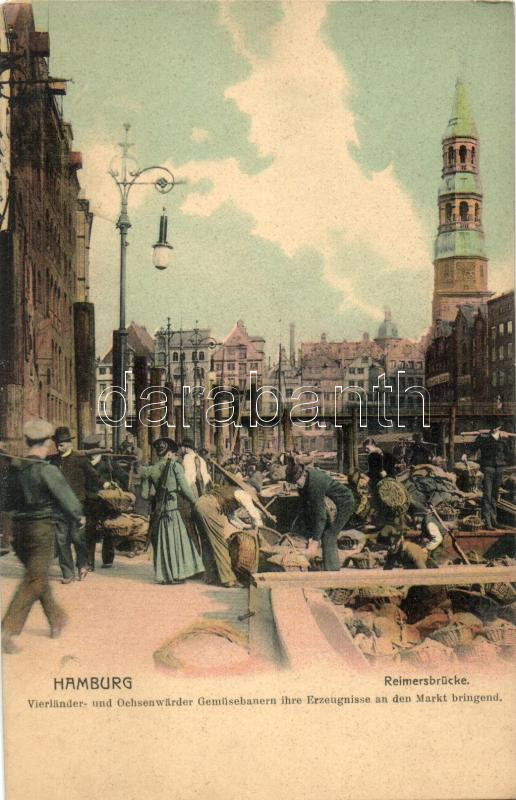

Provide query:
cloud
left=190, top=127, right=210, bottom=143
left=168, top=1, right=431, bottom=321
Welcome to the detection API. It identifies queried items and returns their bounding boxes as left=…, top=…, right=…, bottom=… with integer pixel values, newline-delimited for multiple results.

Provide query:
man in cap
left=467, top=426, right=509, bottom=530
left=82, top=433, right=129, bottom=569
left=51, top=427, right=102, bottom=583
left=285, top=458, right=355, bottom=571
left=2, top=420, right=85, bottom=653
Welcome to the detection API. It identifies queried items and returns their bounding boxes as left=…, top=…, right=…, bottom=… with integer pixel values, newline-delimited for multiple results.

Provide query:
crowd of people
left=0, top=419, right=513, bottom=655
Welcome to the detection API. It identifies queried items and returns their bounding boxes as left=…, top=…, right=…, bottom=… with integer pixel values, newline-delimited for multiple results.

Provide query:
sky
left=32, top=0, right=515, bottom=358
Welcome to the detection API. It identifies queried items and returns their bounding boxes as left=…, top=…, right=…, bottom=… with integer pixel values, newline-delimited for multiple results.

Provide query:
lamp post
left=108, top=123, right=176, bottom=451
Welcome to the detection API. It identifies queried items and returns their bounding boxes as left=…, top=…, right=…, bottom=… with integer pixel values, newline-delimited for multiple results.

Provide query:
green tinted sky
left=33, top=1, right=514, bottom=356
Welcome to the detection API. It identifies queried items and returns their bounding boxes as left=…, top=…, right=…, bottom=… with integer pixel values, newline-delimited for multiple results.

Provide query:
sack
left=377, top=478, right=409, bottom=513
left=98, top=487, right=135, bottom=513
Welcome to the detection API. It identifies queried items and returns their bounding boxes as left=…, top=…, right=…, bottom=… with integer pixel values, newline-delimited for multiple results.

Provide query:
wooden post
left=73, top=302, right=96, bottom=447
left=149, top=366, right=163, bottom=460
left=336, top=425, right=344, bottom=473
left=164, top=380, right=175, bottom=441
left=133, top=355, right=149, bottom=465
left=449, top=404, right=456, bottom=469
left=438, top=420, right=447, bottom=459
left=351, top=406, right=359, bottom=472
left=282, top=410, right=294, bottom=452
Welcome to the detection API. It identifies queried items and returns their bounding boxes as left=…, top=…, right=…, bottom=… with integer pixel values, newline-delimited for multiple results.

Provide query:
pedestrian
left=467, top=426, right=508, bottom=530
left=2, top=420, right=85, bottom=654
left=141, top=438, right=204, bottom=585
left=180, top=438, right=211, bottom=498
left=82, top=433, right=129, bottom=569
left=193, top=479, right=263, bottom=587
left=51, top=427, right=102, bottom=583
left=285, top=458, right=355, bottom=571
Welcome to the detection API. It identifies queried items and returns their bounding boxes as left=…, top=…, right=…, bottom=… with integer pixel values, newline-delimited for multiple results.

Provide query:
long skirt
left=153, top=509, right=204, bottom=582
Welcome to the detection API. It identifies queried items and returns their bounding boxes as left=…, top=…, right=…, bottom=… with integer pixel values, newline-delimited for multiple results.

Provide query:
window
left=508, top=342, right=513, bottom=358
left=99, top=367, right=107, bottom=375
left=499, top=345, right=504, bottom=360
left=459, top=145, right=467, bottom=164
left=100, top=383, right=106, bottom=393
left=172, top=352, right=179, bottom=362
left=198, top=351, right=205, bottom=361
left=471, top=146, right=476, bottom=164
left=227, top=362, right=235, bottom=370
left=491, top=326, right=496, bottom=341
left=356, top=368, right=364, bottom=375
left=408, top=361, right=414, bottom=369
left=445, top=203, right=452, bottom=223
left=459, top=201, right=469, bottom=221
left=499, top=371, right=505, bottom=386
left=390, top=360, right=396, bottom=369
left=399, top=361, right=405, bottom=369
left=192, top=351, right=197, bottom=361
left=447, top=146, right=455, bottom=165
left=508, top=321, right=513, bottom=335
left=499, top=323, right=504, bottom=335
left=349, top=367, right=356, bottom=375
left=416, top=361, right=422, bottom=369
left=474, top=203, right=479, bottom=222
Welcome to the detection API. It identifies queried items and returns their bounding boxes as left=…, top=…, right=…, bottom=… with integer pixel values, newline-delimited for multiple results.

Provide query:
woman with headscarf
left=141, top=438, right=204, bottom=585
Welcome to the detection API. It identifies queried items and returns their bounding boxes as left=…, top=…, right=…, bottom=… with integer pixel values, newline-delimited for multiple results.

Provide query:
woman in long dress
left=141, top=438, right=204, bottom=584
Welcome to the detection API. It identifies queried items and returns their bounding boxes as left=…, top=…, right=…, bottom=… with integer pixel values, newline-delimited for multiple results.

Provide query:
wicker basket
left=326, top=588, right=354, bottom=605
left=403, top=638, right=457, bottom=666
left=434, top=503, right=458, bottom=523
left=97, top=487, right=135, bottom=513
left=483, top=622, right=516, bottom=646
left=228, top=530, right=259, bottom=578
left=484, top=583, right=516, bottom=604
left=377, top=478, right=410, bottom=514
left=349, top=551, right=380, bottom=570
left=267, top=549, right=310, bottom=572
left=102, top=514, right=135, bottom=537
left=460, top=513, right=483, bottom=532
left=429, top=622, right=473, bottom=647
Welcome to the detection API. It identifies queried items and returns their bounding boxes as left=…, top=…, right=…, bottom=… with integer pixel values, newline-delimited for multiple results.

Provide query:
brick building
left=0, top=3, right=95, bottom=452
left=488, top=291, right=515, bottom=405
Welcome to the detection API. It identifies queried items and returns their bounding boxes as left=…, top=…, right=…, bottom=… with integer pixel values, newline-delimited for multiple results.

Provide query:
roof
left=438, top=172, right=482, bottom=198
left=434, top=229, right=486, bottom=260
left=154, top=328, right=212, bottom=349
left=444, top=78, right=477, bottom=140
left=127, top=322, right=155, bottom=357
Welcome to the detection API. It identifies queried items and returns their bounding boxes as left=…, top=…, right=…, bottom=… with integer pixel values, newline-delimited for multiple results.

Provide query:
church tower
left=432, top=78, right=491, bottom=325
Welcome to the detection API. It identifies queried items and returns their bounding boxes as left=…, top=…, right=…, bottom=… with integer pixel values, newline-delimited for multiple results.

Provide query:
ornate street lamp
left=108, top=123, right=179, bottom=451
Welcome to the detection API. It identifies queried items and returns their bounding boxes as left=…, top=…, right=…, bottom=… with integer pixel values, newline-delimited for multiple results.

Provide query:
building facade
left=432, top=78, right=491, bottom=326
left=488, top=291, right=515, bottom=405
left=0, top=3, right=94, bottom=452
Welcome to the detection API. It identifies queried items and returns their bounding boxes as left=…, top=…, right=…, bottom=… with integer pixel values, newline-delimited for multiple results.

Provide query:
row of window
left=444, top=201, right=480, bottom=224
left=492, top=342, right=513, bottom=361
left=447, top=144, right=475, bottom=166
left=491, top=321, right=513, bottom=339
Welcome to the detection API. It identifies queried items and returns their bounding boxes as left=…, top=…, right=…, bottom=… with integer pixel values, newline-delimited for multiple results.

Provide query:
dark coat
left=298, top=467, right=355, bottom=541
left=51, top=450, right=103, bottom=502
left=473, top=434, right=508, bottom=469
left=92, top=456, right=130, bottom=491
left=5, top=457, right=83, bottom=522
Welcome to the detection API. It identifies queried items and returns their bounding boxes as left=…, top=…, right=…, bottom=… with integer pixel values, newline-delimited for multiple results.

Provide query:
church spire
left=431, top=78, right=491, bottom=327
left=444, top=77, right=477, bottom=139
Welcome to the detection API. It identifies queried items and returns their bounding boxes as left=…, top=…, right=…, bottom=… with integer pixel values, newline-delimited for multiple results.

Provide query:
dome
left=376, top=309, right=399, bottom=341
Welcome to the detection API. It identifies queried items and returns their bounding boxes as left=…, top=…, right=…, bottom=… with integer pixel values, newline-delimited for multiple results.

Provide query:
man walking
left=2, top=421, right=85, bottom=653
left=468, top=427, right=508, bottom=530
left=51, top=426, right=102, bottom=582
left=285, top=459, right=355, bottom=571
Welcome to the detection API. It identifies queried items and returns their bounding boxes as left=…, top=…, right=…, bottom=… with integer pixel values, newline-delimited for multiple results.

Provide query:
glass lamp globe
left=152, top=242, right=173, bottom=270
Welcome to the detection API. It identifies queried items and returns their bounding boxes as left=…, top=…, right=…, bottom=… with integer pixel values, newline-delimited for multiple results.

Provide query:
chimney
left=289, top=322, right=296, bottom=366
